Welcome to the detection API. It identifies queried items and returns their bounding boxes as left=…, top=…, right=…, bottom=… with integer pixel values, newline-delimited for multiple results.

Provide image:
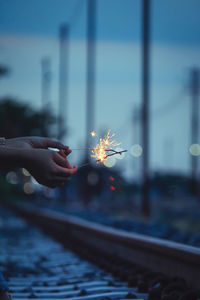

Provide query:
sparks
left=90, top=131, right=96, bottom=137
left=91, top=130, right=126, bottom=163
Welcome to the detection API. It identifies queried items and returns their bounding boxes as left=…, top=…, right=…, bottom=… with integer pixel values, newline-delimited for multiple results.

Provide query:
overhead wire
left=67, top=0, right=85, bottom=29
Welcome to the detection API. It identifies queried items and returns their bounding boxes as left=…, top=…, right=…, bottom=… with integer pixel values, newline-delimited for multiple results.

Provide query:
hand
left=6, top=136, right=68, bottom=151
left=26, top=149, right=77, bottom=188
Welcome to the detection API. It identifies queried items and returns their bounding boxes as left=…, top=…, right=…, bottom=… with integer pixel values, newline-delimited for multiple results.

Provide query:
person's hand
left=25, top=148, right=77, bottom=188
left=6, top=136, right=68, bottom=151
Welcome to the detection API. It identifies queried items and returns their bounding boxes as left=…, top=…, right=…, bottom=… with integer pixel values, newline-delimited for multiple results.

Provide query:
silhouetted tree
left=0, top=98, right=56, bottom=138
left=0, top=65, right=9, bottom=77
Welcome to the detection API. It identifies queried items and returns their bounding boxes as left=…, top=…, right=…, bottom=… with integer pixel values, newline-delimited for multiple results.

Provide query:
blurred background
left=1, top=0, right=200, bottom=245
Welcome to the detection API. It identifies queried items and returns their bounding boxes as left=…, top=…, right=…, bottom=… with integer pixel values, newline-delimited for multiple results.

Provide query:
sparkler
left=91, top=130, right=127, bottom=162
left=72, top=130, right=127, bottom=168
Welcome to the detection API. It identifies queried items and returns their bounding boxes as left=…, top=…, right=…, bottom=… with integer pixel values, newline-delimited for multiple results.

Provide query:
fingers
left=44, top=138, right=69, bottom=150
left=56, top=151, right=74, bottom=169
left=53, top=152, right=78, bottom=177
left=56, top=165, right=78, bottom=178
left=64, top=148, right=72, bottom=156
left=54, top=153, right=68, bottom=168
left=58, top=149, right=72, bottom=158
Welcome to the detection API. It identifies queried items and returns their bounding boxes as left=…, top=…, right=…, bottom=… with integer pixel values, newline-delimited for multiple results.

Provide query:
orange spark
left=91, top=130, right=121, bottom=162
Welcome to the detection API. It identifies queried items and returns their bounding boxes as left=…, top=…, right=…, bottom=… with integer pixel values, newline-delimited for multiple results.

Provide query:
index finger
left=56, top=165, right=78, bottom=177
left=45, top=138, right=69, bottom=150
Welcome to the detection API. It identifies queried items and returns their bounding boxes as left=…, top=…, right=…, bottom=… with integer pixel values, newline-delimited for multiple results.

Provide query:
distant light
left=110, top=185, right=116, bottom=191
left=87, top=172, right=99, bottom=186
left=6, top=172, right=18, bottom=185
left=115, top=147, right=126, bottom=160
left=91, top=131, right=96, bottom=137
left=103, top=157, right=116, bottom=168
left=189, top=144, right=200, bottom=156
left=43, top=188, right=55, bottom=198
left=109, top=176, right=115, bottom=181
left=130, top=144, right=143, bottom=157
left=24, top=182, right=35, bottom=195
left=22, top=168, right=30, bottom=177
left=31, top=177, right=39, bottom=185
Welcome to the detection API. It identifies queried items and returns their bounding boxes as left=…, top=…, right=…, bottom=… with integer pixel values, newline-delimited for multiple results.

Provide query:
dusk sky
left=0, top=0, right=200, bottom=180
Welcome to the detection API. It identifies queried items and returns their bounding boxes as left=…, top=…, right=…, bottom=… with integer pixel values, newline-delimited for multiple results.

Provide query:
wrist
left=21, top=149, right=35, bottom=169
left=0, top=147, right=34, bottom=169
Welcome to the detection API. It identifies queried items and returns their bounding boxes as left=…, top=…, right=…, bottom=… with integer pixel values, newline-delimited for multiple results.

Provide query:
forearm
left=0, top=147, right=33, bottom=169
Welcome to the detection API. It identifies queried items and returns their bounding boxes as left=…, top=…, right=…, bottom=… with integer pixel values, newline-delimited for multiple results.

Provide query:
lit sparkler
left=72, top=130, right=127, bottom=168
left=91, top=130, right=127, bottom=162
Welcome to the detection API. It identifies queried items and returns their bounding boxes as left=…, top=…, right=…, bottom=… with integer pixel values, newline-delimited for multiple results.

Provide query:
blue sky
left=0, top=0, right=200, bottom=180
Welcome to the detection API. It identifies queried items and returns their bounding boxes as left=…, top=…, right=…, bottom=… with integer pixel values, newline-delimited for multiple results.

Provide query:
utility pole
left=41, top=57, right=51, bottom=110
left=132, top=106, right=141, bottom=180
left=85, top=0, right=97, bottom=161
left=58, top=24, right=69, bottom=141
left=141, top=0, right=150, bottom=217
left=190, top=69, right=200, bottom=192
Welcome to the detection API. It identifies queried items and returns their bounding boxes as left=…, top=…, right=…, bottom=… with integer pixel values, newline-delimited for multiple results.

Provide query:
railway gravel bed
left=3, top=203, right=200, bottom=300
left=0, top=207, right=147, bottom=299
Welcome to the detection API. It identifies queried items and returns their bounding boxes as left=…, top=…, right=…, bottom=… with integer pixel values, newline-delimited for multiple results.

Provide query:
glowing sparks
left=91, top=130, right=126, bottom=164
left=73, top=130, right=127, bottom=168
left=90, top=131, right=96, bottom=137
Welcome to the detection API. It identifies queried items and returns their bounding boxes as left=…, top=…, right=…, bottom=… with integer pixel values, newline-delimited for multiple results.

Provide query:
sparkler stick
left=77, top=149, right=127, bottom=168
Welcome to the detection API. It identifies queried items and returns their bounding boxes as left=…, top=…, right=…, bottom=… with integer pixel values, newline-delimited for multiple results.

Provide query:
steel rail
left=8, top=203, right=200, bottom=289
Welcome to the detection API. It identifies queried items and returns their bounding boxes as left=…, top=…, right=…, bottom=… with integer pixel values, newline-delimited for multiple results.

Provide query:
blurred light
left=103, top=157, right=116, bottom=168
left=130, top=144, right=143, bottom=157
left=109, top=176, right=115, bottom=181
left=90, top=131, right=96, bottom=137
left=23, top=182, right=35, bottom=194
left=115, top=147, right=126, bottom=159
left=22, top=168, right=30, bottom=176
left=6, top=172, right=18, bottom=185
left=110, top=185, right=116, bottom=191
left=189, top=144, right=200, bottom=156
left=87, top=172, right=99, bottom=186
left=43, top=187, right=55, bottom=198
left=31, top=177, right=40, bottom=186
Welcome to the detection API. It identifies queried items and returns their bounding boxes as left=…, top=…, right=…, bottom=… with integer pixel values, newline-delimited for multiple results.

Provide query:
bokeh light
left=130, top=144, right=143, bottom=157
left=23, top=182, right=35, bottom=194
left=6, top=172, right=18, bottom=185
left=87, top=172, right=99, bottom=186
left=90, top=131, right=96, bottom=137
left=22, top=168, right=30, bottom=176
left=103, top=157, right=116, bottom=168
left=189, top=144, right=200, bottom=156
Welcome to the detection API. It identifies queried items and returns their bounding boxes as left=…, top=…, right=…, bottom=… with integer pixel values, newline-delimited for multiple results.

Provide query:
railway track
left=2, top=202, right=200, bottom=299
left=0, top=206, right=146, bottom=300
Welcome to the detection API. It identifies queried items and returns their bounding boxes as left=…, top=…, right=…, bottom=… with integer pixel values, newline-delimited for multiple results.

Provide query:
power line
left=68, top=0, right=85, bottom=29
left=151, top=89, right=187, bottom=120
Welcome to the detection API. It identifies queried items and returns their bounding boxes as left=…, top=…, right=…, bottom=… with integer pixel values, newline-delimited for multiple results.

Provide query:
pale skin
left=0, top=137, right=78, bottom=188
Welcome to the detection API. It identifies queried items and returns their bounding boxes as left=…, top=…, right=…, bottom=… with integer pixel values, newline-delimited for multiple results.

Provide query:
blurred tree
left=0, top=65, right=9, bottom=78
left=0, top=98, right=56, bottom=138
